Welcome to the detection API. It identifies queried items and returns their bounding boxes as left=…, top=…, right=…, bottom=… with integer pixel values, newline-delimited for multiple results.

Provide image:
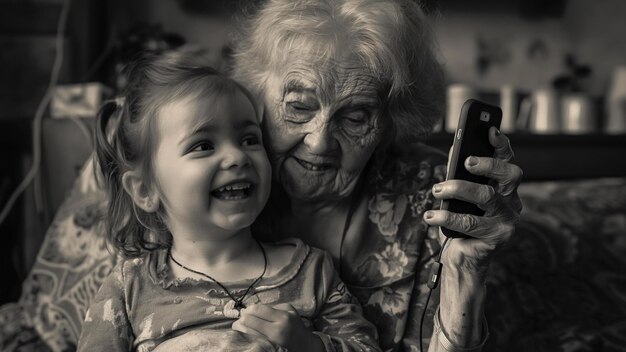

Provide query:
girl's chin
left=211, top=213, right=257, bottom=232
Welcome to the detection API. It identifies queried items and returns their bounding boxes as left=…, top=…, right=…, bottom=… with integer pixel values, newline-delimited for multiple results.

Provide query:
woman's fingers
left=489, top=127, right=515, bottom=162
left=432, top=180, right=498, bottom=211
left=464, top=156, right=523, bottom=197
left=424, top=209, right=514, bottom=244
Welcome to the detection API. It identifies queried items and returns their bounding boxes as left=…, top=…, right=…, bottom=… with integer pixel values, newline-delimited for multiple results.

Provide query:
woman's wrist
left=433, top=305, right=489, bottom=352
left=438, top=260, right=487, bottom=348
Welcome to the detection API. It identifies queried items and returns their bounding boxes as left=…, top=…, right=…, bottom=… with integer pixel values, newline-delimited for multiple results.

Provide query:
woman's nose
left=220, top=143, right=250, bottom=169
left=303, top=119, right=339, bottom=155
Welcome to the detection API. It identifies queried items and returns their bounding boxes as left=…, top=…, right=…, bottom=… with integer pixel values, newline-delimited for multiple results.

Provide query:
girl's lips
left=294, top=157, right=334, bottom=171
left=210, top=182, right=255, bottom=200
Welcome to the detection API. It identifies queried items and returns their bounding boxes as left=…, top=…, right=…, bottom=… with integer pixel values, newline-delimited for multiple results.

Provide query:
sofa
left=1, top=119, right=625, bottom=351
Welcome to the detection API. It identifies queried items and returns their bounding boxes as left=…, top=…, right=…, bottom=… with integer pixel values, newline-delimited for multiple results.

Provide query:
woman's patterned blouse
left=257, top=143, right=448, bottom=351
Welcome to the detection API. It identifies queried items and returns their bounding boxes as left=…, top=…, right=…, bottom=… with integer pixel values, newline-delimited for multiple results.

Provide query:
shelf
left=424, top=133, right=626, bottom=181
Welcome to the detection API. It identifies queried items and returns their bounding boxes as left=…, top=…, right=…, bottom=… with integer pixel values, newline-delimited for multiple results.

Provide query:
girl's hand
left=424, top=127, right=523, bottom=274
left=232, top=303, right=324, bottom=352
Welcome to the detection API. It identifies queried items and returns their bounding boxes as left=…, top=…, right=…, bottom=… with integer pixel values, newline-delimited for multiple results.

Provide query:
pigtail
left=94, top=98, right=137, bottom=255
left=95, top=50, right=241, bottom=257
left=94, top=97, right=170, bottom=257
left=94, top=99, right=121, bottom=189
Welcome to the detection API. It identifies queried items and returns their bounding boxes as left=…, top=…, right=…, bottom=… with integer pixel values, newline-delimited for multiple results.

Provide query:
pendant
left=234, top=300, right=246, bottom=311
left=223, top=300, right=242, bottom=318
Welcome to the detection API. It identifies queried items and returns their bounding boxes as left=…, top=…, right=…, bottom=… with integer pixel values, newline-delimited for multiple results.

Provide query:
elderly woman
left=232, top=0, right=522, bottom=351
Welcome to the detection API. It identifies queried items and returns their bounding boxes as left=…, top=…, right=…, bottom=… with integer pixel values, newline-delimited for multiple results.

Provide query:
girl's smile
left=211, top=181, right=255, bottom=201
left=151, top=89, right=272, bottom=238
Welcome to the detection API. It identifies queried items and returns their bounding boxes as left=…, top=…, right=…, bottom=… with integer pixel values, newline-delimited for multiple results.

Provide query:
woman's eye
left=341, top=110, right=372, bottom=135
left=242, top=135, right=260, bottom=146
left=284, top=101, right=316, bottom=124
left=287, top=101, right=312, bottom=112
left=343, top=110, right=369, bottom=124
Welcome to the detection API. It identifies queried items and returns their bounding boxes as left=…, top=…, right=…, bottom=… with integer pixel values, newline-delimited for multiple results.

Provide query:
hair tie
left=114, top=96, right=126, bottom=109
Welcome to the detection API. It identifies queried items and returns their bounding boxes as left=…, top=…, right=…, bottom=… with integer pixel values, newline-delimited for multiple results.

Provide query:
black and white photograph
left=1, top=0, right=625, bottom=351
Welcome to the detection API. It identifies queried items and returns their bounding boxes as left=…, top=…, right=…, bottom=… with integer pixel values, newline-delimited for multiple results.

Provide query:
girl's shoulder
left=259, top=238, right=335, bottom=282
left=110, top=250, right=166, bottom=287
left=260, top=238, right=309, bottom=276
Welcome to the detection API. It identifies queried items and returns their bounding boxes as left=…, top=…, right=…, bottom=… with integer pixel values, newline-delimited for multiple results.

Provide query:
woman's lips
left=293, top=157, right=334, bottom=171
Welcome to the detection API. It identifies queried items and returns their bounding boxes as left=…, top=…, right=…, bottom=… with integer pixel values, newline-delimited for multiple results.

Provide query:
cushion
left=4, top=153, right=626, bottom=351
left=17, top=156, right=117, bottom=351
left=485, top=178, right=626, bottom=352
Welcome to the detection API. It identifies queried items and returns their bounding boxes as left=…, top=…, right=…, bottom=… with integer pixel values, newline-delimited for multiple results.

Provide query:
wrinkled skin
left=261, top=58, right=387, bottom=205
left=259, top=52, right=524, bottom=349
left=425, top=127, right=523, bottom=274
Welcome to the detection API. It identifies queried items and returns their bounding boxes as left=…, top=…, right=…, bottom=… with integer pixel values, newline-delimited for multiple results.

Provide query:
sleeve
left=312, top=251, right=382, bottom=352
left=77, top=261, right=133, bottom=352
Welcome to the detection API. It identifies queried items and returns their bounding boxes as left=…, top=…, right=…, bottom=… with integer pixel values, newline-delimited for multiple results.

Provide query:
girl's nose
left=220, top=143, right=250, bottom=169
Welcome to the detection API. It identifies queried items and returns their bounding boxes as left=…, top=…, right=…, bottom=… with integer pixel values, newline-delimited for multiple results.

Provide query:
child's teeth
left=216, top=183, right=250, bottom=193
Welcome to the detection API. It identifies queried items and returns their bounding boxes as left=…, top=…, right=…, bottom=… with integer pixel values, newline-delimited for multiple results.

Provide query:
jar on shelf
left=606, top=66, right=626, bottom=134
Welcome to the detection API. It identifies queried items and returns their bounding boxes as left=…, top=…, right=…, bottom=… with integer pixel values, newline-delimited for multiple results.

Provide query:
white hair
left=232, top=0, right=446, bottom=145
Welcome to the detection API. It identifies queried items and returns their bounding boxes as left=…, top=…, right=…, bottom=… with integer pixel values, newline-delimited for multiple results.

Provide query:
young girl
left=77, top=52, right=380, bottom=352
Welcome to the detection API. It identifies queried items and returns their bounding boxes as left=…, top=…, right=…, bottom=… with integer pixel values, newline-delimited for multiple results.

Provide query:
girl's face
left=261, top=56, right=386, bottom=203
left=151, top=90, right=271, bottom=239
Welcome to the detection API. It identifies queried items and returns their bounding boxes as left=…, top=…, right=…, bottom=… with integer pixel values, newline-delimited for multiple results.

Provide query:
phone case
left=441, top=99, right=502, bottom=238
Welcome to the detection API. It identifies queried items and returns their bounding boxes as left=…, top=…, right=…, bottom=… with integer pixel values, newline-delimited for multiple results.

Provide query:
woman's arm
left=425, top=128, right=522, bottom=351
left=428, top=263, right=488, bottom=351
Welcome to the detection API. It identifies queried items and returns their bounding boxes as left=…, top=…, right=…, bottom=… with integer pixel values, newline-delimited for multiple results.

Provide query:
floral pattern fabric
left=2, top=143, right=626, bottom=352
left=77, top=239, right=381, bottom=352
left=254, top=143, right=449, bottom=352
left=337, top=144, right=448, bottom=351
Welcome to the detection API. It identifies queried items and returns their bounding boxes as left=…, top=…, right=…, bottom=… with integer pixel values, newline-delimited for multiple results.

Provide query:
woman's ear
left=121, top=170, right=159, bottom=213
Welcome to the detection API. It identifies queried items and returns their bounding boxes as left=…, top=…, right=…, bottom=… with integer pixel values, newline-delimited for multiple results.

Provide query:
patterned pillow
left=18, top=156, right=118, bottom=351
left=485, top=178, right=626, bottom=352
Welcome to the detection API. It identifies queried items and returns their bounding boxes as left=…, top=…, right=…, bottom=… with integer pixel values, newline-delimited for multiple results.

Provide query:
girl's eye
left=242, top=135, right=260, bottom=146
left=190, top=142, right=214, bottom=152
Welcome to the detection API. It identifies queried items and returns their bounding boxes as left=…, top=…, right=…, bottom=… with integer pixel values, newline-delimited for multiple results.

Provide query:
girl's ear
left=121, top=170, right=160, bottom=213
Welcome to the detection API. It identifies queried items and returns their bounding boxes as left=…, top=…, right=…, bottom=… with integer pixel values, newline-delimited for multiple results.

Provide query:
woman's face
left=261, top=57, right=387, bottom=203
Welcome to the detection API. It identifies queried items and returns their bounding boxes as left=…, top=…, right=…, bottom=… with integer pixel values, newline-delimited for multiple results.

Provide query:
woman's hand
left=424, top=127, right=523, bottom=274
left=422, top=127, right=522, bottom=349
left=232, top=303, right=324, bottom=352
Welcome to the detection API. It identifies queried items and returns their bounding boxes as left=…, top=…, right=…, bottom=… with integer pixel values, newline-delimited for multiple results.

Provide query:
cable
left=419, top=234, right=450, bottom=352
left=0, top=0, right=72, bottom=228
left=68, top=116, right=94, bottom=149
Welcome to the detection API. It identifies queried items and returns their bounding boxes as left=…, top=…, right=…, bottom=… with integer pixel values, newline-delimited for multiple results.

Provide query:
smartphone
left=440, top=99, right=502, bottom=238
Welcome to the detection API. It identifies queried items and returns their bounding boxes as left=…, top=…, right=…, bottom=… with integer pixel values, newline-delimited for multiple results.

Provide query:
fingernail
left=433, top=183, right=442, bottom=193
left=425, top=211, right=434, bottom=219
left=467, top=156, right=479, bottom=166
left=495, top=128, right=501, bottom=136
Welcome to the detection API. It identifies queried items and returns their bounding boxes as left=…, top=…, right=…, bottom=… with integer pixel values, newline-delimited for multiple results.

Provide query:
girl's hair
left=95, top=49, right=259, bottom=257
left=232, top=0, right=445, bottom=147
